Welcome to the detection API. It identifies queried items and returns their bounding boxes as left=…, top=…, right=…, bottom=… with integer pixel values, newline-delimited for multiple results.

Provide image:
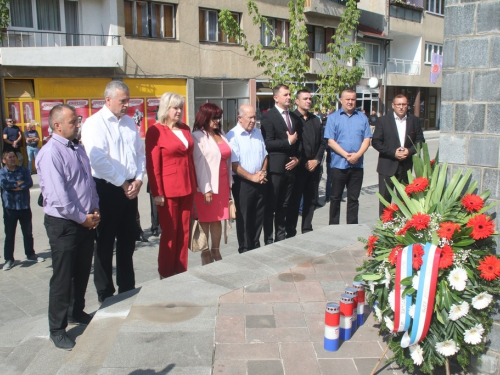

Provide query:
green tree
left=316, top=0, right=364, bottom=111
left=0, top=0, right=10, bottom=41
left=219, top=0, right=364, bottom=109
left=219, top=0, right=309, bottom=98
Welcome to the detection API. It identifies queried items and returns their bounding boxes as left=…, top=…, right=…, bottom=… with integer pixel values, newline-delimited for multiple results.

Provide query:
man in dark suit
left=261, top=84, right=301, bottom=244
left=372, top=94, right=425, bottom=216
left=286, top=89, right=326, bottom=236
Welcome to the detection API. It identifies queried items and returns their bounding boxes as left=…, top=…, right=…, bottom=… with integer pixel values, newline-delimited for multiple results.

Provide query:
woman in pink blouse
left=192, top=103, right=233, bottom=265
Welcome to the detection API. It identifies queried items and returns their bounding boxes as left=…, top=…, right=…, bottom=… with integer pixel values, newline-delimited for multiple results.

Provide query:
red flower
left=388, top=245, right=403, bottom=266
left=396, top=221, right=411, bottom=236
left=437, top=221, right=460, bottom=240
left=430, top=159, right=435, bottom=166
left=438, top=244, right=454, bottom=269
left=477, top=255, right=500, bottom=281
left=409, top=213, right=431, bottom=231
left=462, top=194, right=484, bottom=213
left=467, top=214, right=495, bottom=240
left=381, top=203, right=399, bottom=223
left=366, top=235, right=378, bottom=256
left=412, top=244, right=424, bottom=270
left=405, top=177, right=429, bottom=195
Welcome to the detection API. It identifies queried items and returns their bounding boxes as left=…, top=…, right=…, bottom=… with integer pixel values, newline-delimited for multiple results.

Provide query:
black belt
left=94, top=177, right=135, bottom=185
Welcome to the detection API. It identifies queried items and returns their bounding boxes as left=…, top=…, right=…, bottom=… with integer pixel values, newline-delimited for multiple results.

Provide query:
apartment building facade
left=358, top=0, right=444, bottom=129
left=0, top=0, right=442, bottom=149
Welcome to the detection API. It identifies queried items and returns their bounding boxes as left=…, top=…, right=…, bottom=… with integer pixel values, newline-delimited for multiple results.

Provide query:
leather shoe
left=50, top=333, right=75, bottom=351
left=136, top=234, right=149, bottom=242
left=68, top=312, right=92, bottom=325
left=151, top=229, right=159, bottom=237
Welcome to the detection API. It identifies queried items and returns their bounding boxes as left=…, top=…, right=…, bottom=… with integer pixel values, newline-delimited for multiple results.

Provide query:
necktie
left=284, top=111, right=293, bottom=134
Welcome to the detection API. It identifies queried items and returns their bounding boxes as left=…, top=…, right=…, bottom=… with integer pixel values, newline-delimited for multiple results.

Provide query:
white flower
left=388, top=289, right=395, bottom=311
left=384, top=267, right=391, bottom=288
left=448, top=268, right=468, bottom=291
left=412, top=272, right=420, bottom=290
left=374, top=305, right=382, bottom=321
left=409, top=304, right=416, bottom=318
left=448, top=301, right=469, bottom=321
left=368, top=281, right=375, bottom=293
left=409, top=344, right=424, bottom=365
left=435, top=339, right=459, bottom=357
left=472, top=292, right=493, bottom=310
left=464, top=324, right=485, bottom=345
left=384, top=316, right=394, bottom=332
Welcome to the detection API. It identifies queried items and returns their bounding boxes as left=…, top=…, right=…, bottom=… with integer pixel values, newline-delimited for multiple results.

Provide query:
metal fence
left=387, top=57, right=420, bottom=75
left=0, top=30, right=121, bottom=48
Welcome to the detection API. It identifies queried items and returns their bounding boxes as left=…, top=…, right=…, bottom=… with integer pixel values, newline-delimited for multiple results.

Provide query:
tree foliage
left=0, top=0, right=10, bottom=41
left=219, top=0, right=364, bottom=110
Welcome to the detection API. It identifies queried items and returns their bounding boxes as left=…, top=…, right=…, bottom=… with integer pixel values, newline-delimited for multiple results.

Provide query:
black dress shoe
left=151, top=229, right=159, bottom=237
left=68, top=312, right=92, bottom=325
left=136, top=234, right=149, bottom=242
left=50, top=333, right=75, bottom=351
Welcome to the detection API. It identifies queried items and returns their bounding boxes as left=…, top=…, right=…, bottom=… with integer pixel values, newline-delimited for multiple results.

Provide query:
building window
left=199, top=8, right=239, bottom=43
left=9, top=0, right=61, bottom=31
left=261, top=18, right=289, bottom=47
left=125, top=1, right=175, bottom=38
left=426, top=0, right=444, bottom=15
left=389, top=5, right=422, bottom=22
left=424, top=43, right=443, bottom=64
left=306, top=25, right=335, bottom=54
left=359, top=42, right=380, bottom=64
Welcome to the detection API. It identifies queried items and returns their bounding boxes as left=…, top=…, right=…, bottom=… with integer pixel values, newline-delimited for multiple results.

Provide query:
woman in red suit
left=146, top=92, right=197, bottom=279
left=192, top=103, right=233, bottom=265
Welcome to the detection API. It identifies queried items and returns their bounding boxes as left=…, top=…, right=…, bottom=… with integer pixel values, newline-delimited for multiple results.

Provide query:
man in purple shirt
left=36, top=104, right=100, bottom=351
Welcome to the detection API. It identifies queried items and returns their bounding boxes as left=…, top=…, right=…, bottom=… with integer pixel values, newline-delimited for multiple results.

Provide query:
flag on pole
left=430, top=52, right=443, bottom=84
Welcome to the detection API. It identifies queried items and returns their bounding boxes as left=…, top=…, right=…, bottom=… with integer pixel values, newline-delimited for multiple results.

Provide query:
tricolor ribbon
left=393, top=245, right=413, bottom=333
left=400, top=243, right=441, bottom=348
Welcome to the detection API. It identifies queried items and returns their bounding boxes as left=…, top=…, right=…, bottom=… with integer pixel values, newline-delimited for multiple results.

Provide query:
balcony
left=357, top=62, right=383, bottom=79
left=0, top=30, right=124, bottom=68
left=304, top=0, right=346, bottom=17
left=387, top=58, right=420, bottom=75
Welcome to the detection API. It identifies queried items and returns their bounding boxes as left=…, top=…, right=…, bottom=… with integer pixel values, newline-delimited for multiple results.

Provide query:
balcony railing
left=0, top=29, right=121, bottom=48
left=387, top=58, right=420, bottom=75
left=357, top=62, right=383, bottom=79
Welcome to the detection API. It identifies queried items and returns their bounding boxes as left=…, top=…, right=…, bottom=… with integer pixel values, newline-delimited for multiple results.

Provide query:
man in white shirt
left=81, top=81, right=146, bottom=303
left=372, top=94, right=425, bottom=216
left=226, top=105, right=268, bottom=253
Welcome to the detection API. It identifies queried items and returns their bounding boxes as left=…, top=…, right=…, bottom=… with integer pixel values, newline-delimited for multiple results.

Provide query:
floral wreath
left=357, top=145, right=498, bottom=374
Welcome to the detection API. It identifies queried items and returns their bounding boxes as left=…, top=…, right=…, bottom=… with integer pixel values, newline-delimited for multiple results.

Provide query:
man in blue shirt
left=3, top=118, right=24, bottom=166
left=324, top=89, right=372, bottom=225
left=0, top=151, right=44, bottom=271
left=24, top=123, right=40, bottom=174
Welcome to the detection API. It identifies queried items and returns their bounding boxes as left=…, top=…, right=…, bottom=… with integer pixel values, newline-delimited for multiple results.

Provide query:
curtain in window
left=36, top=0, right=61, bottom=31
left=64, top=0, right=79, bottom=46
left=10, top=0, right=34, bottom=28
left=208, top=11, right=217, bottom=41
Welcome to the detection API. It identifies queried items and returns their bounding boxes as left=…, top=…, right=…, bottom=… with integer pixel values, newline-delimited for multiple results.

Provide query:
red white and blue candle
left=324, top=302, right=340, bottom=351
left=344, top=287, right=358, bottom=333
left=339, top=294, right=354, bottom=340
left=353, top=281, right=365, bottom=326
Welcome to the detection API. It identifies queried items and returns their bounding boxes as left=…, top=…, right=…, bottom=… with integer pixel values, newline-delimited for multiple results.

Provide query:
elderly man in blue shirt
left=324, top=89, right=372, bottom=225
left=37, top=104, right=100, bottom=351
left=0, top=151, right=44, bottom=271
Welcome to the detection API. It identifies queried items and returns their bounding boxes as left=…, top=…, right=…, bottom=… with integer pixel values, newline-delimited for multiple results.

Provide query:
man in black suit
left=372, top=94, right=425, bottom=216
left=286, top=89, right=326, bottom=237
left=261, top=84, right=301, bottom=244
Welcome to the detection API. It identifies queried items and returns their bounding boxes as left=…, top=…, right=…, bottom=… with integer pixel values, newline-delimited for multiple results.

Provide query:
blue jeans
left=26, top=146, right=39, bottom=172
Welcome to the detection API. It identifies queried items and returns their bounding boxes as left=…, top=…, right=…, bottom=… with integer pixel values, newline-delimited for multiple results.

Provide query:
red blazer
left=146, top=122, right=197, bottom=198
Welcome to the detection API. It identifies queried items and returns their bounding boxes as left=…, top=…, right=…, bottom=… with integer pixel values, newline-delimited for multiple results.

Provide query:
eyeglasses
left=212, top=117, right=221, bottom=121
left=393, top=103, right=408, bottom=107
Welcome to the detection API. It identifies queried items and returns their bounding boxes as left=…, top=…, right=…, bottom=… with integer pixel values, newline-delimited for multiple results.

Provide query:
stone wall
left=441, top=1, right=500, bottom=373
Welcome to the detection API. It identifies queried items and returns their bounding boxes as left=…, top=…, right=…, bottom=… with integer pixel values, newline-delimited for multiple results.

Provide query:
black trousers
left=264, top=169, right=296, bottom=244
left=329, top=167, right=363, bottom=225
left=149, top=193, right=160, bottom=232
left=93, top=178, right=137, bottom=302
left=3, top=208, right=34, bottom=261
left=286, top=166, right=321, bottom=237
left=378, top=164, right=409, bottom=216
left=232, top=176, right=266, bottom=253
left=45, top=215, right=94, bottom=335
